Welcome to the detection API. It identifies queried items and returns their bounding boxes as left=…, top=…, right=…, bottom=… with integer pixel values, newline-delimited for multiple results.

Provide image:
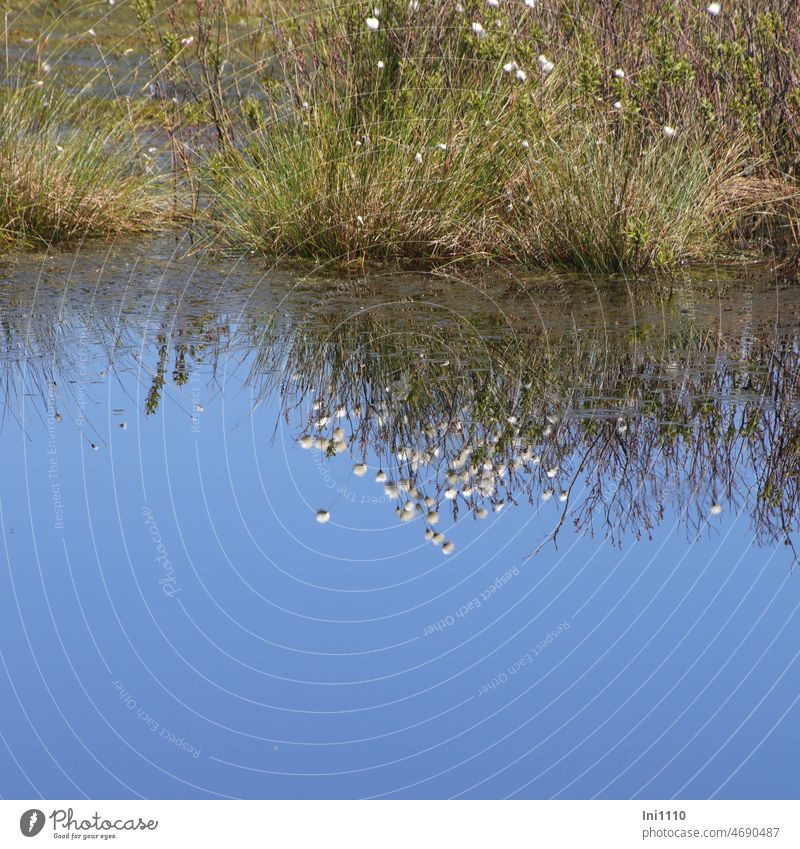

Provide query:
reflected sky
left=0, top=240, right=798, bottom=799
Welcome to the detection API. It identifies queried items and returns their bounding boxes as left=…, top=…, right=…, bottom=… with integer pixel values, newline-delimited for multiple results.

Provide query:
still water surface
left=0, top=239, right=798, bottom=798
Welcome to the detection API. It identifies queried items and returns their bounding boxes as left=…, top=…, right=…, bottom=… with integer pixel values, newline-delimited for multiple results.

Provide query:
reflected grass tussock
left=4, top=250, right=795, bottom=557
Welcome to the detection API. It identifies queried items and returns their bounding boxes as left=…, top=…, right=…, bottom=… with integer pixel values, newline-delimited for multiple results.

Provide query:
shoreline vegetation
left=2, top=0, right=800, bottom=272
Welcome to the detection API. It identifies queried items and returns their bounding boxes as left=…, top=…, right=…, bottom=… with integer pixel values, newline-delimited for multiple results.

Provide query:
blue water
left=0, top=248, right=797, bottom=800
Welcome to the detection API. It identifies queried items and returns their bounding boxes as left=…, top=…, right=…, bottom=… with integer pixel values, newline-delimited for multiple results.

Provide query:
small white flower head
left=538, top=54, right=555, bottom=74
left=613, top=67, right=625, bottom=79
left=710, top=503, right=723, bottom=516
left=613, top=100, right=623, bottom=111
left=471, top=21, right=486, bottom=38
left=663, top=125, right=677, bottom=138
left=437, top=142, right=447, bottom=151
left=353, top=462, right=367, bottom=476
left=541, top=488, right=554, bottom=501
left=515, top=68, right=527, bottom=82
left=377, top=60, right=385, bottom=69
left=707, top=2, right=721, bottom=16
left=487, top=0, right=499, bottom=7
left=315, top=509, right=330, bottom=523
left=521, top=139, right=530, bottom=149
left=366, top=16, right=380, bottom=31
left=442, top=541, right=455, bottom=555
left=414, top=151, right=424, bottom=164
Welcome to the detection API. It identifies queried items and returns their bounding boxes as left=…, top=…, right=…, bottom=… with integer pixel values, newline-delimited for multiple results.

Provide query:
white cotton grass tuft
left=444, top=487, right=458, bottom=500
left=471, top=21, right=486, bottom=38
left=487, top=0, right=499, bottom=7
left=613, top=100, right=623, bottom=111
left=414, top=151, right=424, bottom=164
left=299, top=435, right=314, bottom=449
left=384, top=482, right=399, bottom=499
left=613, top=68, right=625, bottom=79
left=427, top=510, right=440, bottom=524
left=377, top=60, right=385, bottom=69
left=537, top=54, right=554, bottom=74
left=493, top=501, right=505, bottom=513
left=366, top=17, right=380, bottom=31
left=710, top=503, right=723, bottom=516
left=541, top=488, right=554, bottom=501
left=663, top=125, right=677, bottom=138
left=707, top=2, right=721, bottom=16
left=424, top=528, right=434, bottom=540
left=375, top=469, right=387, bottom=483
left=437, top=142, right=447, bottom=151
left=515, top=68, right=527, bottom=82
left=432, top=532, right=444, bottom=546
left=442, top=541, right=455, bottom=555
left=559, top=491, right=568, bottom=502
left=546, top=466, right=558, bottom=478
left=521, top=139, right=530, bottom=149
left=315, top=509, right=330, bottom=523
left=524, top=0, right=536, bottom=6
left=503, top=61, right=518, bottom=74
left=475, top=507, right=488, bottom=519
left=353, top=462, right=367, bottom=476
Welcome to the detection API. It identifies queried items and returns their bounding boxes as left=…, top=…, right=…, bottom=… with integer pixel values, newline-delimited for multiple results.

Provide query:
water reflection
left=3, top=247, right=798, bottom=556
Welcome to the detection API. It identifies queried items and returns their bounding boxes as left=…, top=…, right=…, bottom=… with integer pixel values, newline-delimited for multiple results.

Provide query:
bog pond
left=0, top=239, right=798, bottom=798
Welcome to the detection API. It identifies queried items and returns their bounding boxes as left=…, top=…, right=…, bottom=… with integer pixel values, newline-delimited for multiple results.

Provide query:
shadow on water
left=1, top=239, right=799, bottom=557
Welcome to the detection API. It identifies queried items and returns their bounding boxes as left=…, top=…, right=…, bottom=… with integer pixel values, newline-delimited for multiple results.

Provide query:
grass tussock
left=194, top=0, right=798, bottom=270
left=0, top=82, right=164, bottom=248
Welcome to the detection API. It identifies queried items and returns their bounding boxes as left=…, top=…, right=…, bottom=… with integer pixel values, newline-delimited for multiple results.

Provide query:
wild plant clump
left=0, top=82, right=162, bottom=247
left=194, top=0, right=798, bottom=269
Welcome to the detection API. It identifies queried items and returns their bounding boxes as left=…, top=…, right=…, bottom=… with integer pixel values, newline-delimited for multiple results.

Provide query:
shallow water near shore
left=0, top=238, right=798, bottom=799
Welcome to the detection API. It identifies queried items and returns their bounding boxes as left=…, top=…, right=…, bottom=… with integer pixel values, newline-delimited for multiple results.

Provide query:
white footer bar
left=2, top=800, right=797, bottom=848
